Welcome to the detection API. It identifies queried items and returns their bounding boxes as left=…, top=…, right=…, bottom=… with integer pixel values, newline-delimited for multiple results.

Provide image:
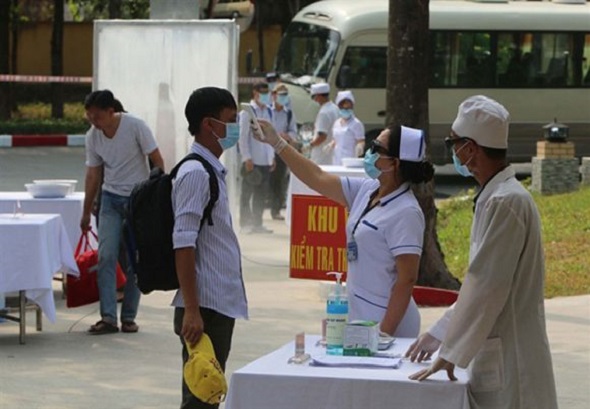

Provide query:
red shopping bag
left=66, top=230, right=127, bottom=308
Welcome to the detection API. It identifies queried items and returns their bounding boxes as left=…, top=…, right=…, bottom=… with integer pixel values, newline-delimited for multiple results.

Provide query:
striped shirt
left=170, top=142, right=248, bottom=319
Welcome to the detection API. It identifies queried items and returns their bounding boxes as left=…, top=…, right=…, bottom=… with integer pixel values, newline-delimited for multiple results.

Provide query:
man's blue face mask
left=447, top=138, right=473, bottom=177
left=211, top=118, right=240, bottom=150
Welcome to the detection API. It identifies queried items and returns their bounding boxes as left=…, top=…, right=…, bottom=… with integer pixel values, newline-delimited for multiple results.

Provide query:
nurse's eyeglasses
left=370, top=139, right=391, bottom=156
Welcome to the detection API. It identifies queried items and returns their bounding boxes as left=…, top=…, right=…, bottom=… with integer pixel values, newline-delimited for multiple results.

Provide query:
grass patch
left=0, top=103, right=88, bottom=134
left=437, top=185, right=590, bottom=298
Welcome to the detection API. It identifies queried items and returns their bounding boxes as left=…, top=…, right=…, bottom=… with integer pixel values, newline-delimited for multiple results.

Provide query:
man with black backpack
left=172, top=87, right=248, bottom=409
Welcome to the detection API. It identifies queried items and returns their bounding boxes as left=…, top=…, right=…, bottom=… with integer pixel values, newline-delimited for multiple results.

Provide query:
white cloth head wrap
left=451, top=95, right=510, bottom=149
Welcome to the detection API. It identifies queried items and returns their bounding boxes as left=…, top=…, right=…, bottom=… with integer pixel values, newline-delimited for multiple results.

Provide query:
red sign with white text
left=290, top=194, right=348, bottom=281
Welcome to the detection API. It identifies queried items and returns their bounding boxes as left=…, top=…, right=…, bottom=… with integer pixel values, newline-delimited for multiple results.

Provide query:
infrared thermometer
left=240, top=103, right=265, bottom=140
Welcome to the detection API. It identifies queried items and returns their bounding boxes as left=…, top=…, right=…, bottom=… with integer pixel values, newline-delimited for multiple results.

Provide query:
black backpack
left=125, top=153, right=219, bottom=294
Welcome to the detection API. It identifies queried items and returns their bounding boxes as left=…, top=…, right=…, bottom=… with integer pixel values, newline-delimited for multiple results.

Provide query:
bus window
left=275, top=22, right=340, bottom=80
left=504, top=32, right=590, bottom=88
left=336, top=47, right=387, bottom=89
left=431, top=31, right=493, bottom=88
left=584, top=34, right=590, bottom=86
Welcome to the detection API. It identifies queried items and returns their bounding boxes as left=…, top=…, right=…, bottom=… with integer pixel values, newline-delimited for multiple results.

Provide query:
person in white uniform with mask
left=406, top=95, right=558, bottom=409
left=253, top=120, right=435, bottom=337
left=309, top=83, right=339, bottom=165
left=331, top=90, right=366, bottom=165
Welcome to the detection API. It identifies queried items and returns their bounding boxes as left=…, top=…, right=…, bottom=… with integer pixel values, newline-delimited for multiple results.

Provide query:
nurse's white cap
left=335, top=90, right=355, bottom=105
left=400, top=126, right=426, bottom=162
left=451, top=95, right=510, bottom=149
left=310, top=83, right=330, bottom=96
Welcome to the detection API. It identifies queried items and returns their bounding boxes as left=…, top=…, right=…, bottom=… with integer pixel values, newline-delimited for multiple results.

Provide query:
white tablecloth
left=0, top=214, right=79, bottom=322
left=0, top=192, right=85, bottom=249
left=286, top=165, right=367, bottom=225
left=225, top=335, right=470, bottom=409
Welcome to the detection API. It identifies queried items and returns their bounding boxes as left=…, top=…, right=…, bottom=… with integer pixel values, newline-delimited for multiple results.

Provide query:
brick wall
left=531, top=141, right=580, bottom=195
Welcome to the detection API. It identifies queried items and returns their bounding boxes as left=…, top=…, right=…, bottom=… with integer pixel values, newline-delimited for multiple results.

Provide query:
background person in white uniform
left=331, top=90, right=365, bottom=165
left=406, top=96, right=558, bottom=409
left=254, top=120, right=435, bottom=337
left=309, top=83, right=339, bottom=165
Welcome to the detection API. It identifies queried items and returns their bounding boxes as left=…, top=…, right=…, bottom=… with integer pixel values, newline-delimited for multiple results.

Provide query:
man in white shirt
left=269, top=84, right=297, bottom=220
left=81, top=89, right=164, bottom=335
left=172, top=87, right=248, bottom=409
left=238, top=82, right=275, bottom=234
left=406, top=96, right=558, bottom=409
left=309, top=82, right=339, bottom=165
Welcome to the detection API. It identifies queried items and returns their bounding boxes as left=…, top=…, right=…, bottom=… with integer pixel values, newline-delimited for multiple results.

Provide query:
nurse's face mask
left=364, top=140, right=395, bottom=179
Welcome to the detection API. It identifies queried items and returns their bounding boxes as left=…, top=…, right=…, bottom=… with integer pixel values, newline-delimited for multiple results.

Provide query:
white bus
left=274, top=0, right=590, bottom=163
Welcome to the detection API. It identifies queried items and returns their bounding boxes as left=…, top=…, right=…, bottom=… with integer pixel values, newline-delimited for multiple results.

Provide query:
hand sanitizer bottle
left=326, top=272, right=348, bottom=355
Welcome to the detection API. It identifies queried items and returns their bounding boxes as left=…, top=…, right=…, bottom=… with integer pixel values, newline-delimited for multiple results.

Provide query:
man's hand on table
left=405, top=332, right=441, bottom=363
left=409, top=356, right=457, bottom=382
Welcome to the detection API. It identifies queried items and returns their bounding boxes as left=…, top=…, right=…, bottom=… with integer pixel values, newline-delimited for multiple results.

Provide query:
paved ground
left=1, top=214, right=589, bottom=409
left=0, top=147, right=588, bottom=408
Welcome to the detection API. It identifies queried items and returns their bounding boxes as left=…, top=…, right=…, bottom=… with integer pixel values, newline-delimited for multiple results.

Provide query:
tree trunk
left=387, top=0, right=460, bottom=290
left=108, top=0, right=122, bottom=19
left=256, top=0, right=264, bottom=72
left=9, top=0, right=18, bottom=113
left=0, top=0, right=10, bottom=120
left=50, top=0, right=63, bottom=119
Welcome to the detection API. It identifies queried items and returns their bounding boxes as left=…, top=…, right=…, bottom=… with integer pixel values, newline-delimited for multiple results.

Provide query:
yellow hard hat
left=183, top=334, right=228, bottom=404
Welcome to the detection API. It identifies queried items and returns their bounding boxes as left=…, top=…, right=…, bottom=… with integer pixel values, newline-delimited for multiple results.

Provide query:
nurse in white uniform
left=252, top=120, right=435, bottom=338
left=331, top=90, right=365, bottom=165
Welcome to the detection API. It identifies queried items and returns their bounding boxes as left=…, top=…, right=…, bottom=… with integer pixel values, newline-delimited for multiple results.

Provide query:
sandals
left=121, top=321, right=139, bottom=333
left=88, top=320, right=119, bottom=335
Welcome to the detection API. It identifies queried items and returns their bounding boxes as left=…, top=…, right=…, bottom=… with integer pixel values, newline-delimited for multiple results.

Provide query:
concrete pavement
left=1, top=214, right=589, bottom=409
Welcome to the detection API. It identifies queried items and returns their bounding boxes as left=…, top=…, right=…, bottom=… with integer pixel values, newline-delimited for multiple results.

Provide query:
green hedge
left=0, top=119, right=88, bottom=135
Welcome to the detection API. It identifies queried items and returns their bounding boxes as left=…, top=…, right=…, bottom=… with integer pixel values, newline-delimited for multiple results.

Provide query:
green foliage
left=437, top=190, right=474, bottom=280
left=0, top=102, right=88, bottom=134
left=0, top=118, right=88, bottom=134
left=437, top=186, right=590, bottom=298
left=66, top=0, right=149, bottom=21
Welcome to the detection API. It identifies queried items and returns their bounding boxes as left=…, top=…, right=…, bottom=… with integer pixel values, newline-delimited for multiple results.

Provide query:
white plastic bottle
left=325, top=272, right=348, bottom=355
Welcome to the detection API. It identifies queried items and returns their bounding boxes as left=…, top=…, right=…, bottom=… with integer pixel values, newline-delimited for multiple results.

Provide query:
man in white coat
left=406, top=95, right=558, bottom=409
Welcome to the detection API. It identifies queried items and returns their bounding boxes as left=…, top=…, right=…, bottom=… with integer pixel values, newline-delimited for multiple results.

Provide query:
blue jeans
left=97, top=190, right=140, bottom=324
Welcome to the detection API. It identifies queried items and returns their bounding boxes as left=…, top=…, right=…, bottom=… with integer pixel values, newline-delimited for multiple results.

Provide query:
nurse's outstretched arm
left=254, top=119, right=347, bottom=207
left=380, top=253, right=420, bottom=336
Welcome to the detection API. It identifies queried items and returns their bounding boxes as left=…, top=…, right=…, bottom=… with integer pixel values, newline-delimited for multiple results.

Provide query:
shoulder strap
left=287, top=109, right=293, bottom=127
left=172, top=153, right=219, bottom=231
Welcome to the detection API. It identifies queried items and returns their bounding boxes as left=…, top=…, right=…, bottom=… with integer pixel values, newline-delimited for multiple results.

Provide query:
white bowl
left=341, top=157, right=364, bottom=168
left=34, top=179, right=77, bottom=195
left=25, top=183, right=71, bottom=198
